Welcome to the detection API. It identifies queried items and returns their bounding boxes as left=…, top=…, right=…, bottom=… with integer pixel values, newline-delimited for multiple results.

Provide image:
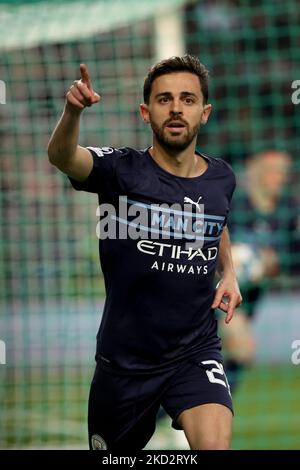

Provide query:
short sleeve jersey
left=68, top=147, right=236, bottom=374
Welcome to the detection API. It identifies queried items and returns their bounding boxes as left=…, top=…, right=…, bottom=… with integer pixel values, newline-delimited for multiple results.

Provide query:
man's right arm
left=47, top=64, right=100, bottom=182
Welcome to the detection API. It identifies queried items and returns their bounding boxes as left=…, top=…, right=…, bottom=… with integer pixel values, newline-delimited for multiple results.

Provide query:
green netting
left=1, top=0, right=300, bottom=450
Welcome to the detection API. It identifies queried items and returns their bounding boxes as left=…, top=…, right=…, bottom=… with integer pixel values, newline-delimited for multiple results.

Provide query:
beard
left=149, top=117, right=201, bottom=152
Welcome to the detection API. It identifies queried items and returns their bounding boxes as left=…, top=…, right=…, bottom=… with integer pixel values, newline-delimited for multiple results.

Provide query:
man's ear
left=201, top=104, right=212, bottom=125
left=140, top=103, right=150, bottom=123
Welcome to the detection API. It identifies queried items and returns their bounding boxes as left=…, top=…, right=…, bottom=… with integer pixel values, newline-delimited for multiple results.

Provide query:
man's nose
left=170, top=99, right=183, bottom=115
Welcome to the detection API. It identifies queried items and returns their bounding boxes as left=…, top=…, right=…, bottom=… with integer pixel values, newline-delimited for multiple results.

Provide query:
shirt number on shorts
left=201, top=360, right=231, bottom=396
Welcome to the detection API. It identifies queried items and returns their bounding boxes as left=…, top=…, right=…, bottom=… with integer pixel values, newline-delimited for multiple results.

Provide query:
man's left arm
left=212, top=226, right=243, bottom=324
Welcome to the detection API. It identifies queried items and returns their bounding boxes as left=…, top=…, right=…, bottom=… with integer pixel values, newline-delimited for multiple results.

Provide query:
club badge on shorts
left=91, top=433, right=107, bottom=450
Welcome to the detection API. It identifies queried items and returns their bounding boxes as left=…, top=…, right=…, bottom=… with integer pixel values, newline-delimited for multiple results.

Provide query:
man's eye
left=185, top=98, right=194, bottom=104
left=159, top=97, right=169, bottom=103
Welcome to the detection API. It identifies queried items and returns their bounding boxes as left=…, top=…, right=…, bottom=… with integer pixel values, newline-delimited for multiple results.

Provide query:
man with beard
left=48, top=55, right=242, bottom=450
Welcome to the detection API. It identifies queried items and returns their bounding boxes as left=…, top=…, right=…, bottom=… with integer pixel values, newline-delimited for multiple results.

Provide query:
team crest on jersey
left=91, top=433, right=108, bottom=450
left=87, top=146, right=114, bottom=157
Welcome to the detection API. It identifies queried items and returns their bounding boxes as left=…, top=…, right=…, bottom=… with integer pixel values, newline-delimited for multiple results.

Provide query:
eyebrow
left=155, top=91, right=198, bottom=99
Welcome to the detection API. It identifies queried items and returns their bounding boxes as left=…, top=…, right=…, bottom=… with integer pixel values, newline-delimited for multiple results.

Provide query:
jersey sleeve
left=68, top=146, right=128, bottom=194
left=223, top=160, right=237, bottom=203
left=220, top=159, right=237, bottom=226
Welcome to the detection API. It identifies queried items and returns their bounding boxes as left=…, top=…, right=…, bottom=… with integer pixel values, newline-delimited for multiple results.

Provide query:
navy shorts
left=88, top=353, right=233, bottom=450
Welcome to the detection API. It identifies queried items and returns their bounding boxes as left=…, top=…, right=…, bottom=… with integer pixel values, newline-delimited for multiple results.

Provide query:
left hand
left=211, top=275, right=242, bottom=324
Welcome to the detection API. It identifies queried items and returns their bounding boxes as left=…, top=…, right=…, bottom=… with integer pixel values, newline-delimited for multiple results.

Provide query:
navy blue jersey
left=68, top=147, right=236, bottom=374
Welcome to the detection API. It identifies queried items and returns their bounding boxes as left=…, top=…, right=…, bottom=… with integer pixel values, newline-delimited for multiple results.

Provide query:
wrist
left=218, top=266, right=236, bottom=279
left=64, top=101, right=84, bottom=117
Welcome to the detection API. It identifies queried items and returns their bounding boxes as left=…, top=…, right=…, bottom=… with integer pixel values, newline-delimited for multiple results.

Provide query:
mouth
left=165, top=121, right=186, bottom=131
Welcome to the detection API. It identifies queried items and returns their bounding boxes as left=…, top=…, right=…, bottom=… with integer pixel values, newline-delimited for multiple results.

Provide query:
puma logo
left=183, top=196, right=202, bottom=212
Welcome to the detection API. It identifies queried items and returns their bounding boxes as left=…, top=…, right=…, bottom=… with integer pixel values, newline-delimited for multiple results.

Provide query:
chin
left=163, top=141, right=191, bottom=152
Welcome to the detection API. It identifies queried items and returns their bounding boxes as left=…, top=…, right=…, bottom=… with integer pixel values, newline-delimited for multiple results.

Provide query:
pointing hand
left=66, top=63, right=101, bottom=111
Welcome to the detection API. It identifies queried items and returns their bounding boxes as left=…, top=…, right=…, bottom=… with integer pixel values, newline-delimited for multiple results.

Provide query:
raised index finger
left=80, top=63, right=92, bottom=91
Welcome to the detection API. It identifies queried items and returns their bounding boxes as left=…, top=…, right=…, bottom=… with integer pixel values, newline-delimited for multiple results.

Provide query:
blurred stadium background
left=1, top=0, right=300, bottom=449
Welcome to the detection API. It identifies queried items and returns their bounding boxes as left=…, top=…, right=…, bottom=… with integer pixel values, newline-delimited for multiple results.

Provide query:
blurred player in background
left=220, top=149, right=299, bottom=392
left=47, top=55, right=242, bottom=450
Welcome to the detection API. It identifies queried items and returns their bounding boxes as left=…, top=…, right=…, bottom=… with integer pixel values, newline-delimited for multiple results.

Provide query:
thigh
left=178, top=403, right=232, bottom=450
left=88, top=364, right=162, bottom=450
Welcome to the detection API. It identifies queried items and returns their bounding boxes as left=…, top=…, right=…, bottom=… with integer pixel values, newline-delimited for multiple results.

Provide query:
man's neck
left=149, top=140, right=207, bottom=178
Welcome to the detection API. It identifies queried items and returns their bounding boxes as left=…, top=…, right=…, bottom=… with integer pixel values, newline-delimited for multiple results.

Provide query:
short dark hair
left=143, top=54, right=209, bottom=105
